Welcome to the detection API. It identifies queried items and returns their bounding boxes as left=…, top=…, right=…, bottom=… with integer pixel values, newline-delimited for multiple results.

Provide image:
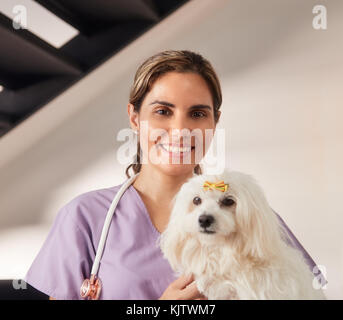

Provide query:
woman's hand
left=158, top=274, right=208, bottom=300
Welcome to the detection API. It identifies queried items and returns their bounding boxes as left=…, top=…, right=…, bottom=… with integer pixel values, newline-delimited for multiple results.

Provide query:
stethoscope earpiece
left=80, top=274, right=102, bottom=300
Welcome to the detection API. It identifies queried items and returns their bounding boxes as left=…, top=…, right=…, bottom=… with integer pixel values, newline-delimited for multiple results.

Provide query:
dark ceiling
left=0, top=0, right=189, bottom=138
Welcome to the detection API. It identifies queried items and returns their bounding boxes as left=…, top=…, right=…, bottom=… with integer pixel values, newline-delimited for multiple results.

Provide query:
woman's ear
left=216, top=110, right=221, bottom=122
left=127, top=103, right=139, bottom=132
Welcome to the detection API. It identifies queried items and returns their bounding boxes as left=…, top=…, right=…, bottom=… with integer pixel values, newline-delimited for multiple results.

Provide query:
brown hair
left=125, top=50, right=222, bottom=178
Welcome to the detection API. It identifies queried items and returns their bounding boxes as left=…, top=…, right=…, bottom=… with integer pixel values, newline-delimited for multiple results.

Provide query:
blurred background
left=0, top=0, right=342, bottom=299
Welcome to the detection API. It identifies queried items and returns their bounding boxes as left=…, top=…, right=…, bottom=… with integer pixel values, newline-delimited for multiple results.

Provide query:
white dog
left=158, top=170, right=326, bottom=300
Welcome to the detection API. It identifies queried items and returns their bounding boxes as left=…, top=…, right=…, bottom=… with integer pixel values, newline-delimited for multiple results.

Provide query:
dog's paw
left=195, top=277, right=208, bottom=296
left=214, top=284, right=239, bottom=300
left=198, top=278, right=239, bottom=300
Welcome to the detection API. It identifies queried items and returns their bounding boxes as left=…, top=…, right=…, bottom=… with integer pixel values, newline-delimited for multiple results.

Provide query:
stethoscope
left=80, top=172, right=140, bottom=300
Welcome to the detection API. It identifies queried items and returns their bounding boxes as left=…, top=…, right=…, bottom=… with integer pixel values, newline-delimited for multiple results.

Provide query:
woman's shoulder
left=56, top=183, right=126, bottom=234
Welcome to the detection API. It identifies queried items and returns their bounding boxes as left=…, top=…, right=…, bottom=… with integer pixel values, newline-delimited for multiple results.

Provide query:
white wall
left=0, top=0, right=342, bottom=299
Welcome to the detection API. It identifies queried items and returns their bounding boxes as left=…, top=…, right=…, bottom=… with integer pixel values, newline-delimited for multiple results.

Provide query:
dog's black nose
left=198, top=214, right=215, bottom=228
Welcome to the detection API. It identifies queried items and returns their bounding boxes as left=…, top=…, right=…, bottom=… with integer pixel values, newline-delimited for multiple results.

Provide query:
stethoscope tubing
left=90, top=172, right=140, bottom=275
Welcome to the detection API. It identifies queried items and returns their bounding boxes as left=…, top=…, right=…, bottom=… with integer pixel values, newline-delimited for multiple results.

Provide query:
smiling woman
left=126, top=50, right=222, bottom=179
left=128, top=71, right=220, bottom=176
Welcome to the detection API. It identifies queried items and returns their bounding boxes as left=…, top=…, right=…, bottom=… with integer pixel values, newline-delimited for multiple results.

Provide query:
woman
left=24, top=50, right=319, bottom=300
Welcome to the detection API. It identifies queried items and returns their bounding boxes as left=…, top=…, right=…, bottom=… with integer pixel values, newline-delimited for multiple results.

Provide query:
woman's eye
left=192, top=111, right=206, bottom=118
left=155, top=109, right=170, bottom=116
left=193, top=196, right=202, bottom=205
left=221, top=197, right=235, bottom=207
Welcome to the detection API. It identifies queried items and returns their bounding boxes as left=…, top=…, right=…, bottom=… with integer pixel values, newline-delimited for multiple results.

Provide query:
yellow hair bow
left=203, top=180, right=228, bottom=192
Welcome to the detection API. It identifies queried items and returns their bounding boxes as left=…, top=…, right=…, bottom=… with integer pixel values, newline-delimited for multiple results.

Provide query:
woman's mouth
left=157, top=143, right=195, bottom=158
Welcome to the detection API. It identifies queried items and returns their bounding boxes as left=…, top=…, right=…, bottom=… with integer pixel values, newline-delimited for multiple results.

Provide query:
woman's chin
left=156, top=163, right=195, bottom=176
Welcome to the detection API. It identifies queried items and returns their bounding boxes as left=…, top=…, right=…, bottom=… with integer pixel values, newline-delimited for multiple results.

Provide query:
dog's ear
left=158, top=219, right=187, bottom=272
left=232, top=174, right=283, bottom=262
left=158, top=190, right=191, bottom=272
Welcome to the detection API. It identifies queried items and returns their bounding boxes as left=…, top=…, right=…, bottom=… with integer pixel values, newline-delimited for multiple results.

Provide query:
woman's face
left=129, top=71, right=220, bottom=176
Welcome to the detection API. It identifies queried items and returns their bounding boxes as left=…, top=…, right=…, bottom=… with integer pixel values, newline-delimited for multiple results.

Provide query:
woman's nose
left=171, top=116, right=189, bottom=131
left=168, top=116, right=192, bottom=142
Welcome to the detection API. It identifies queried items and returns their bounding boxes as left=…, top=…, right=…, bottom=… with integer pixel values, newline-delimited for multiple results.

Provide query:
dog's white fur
left=158, top=170, right=326, bottom=299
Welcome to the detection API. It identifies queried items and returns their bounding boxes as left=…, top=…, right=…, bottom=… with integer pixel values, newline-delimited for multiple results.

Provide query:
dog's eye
left=221, top=197, right=235, bottom=207
left=193, top=196, right=202, bottom=205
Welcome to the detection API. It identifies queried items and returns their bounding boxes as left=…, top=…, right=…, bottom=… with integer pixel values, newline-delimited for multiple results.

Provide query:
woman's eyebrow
left=149, top=100, right=212, bottom=111
left=189, top=105, right=212, bottom=111
left=149, top=100, right=174, bottom=107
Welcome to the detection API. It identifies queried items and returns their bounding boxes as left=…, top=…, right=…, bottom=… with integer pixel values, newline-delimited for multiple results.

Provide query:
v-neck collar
left=129, top=184, right=161, bottom=238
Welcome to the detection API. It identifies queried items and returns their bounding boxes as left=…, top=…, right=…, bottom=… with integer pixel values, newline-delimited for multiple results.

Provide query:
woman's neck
left=132, top=165, right=194, bottom=204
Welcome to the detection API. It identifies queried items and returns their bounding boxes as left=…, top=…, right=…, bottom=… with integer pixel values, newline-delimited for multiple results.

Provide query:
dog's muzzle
left=199, top=214, right=216, bottom=234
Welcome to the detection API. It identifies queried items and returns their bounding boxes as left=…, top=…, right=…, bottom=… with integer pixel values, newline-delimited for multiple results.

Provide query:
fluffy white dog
left=159, top=170, right=326, bottom=300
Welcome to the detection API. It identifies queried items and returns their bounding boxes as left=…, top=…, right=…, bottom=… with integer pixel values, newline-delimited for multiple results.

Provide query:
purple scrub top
left=24, top=181, right=326, bottom=300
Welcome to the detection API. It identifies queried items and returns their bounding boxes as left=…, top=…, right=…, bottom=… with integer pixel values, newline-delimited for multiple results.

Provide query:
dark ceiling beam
left=60, top=20, right=154, bottom=69
left=0, top=14, right=83, bottom=90
left=0, top=112, right=12, bottom=136
left=0, top=76, right=76, bottom=117
left=34, top=0, right=159, bottom=36
left=152, top=0, right=189, bottom=18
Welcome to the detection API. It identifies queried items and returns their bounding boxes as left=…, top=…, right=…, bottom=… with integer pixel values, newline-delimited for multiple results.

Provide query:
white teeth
left=160, top=144, right=192, bottom=153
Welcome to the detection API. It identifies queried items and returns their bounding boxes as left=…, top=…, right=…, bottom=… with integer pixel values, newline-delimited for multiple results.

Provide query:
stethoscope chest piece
left=80, top=274, right=102, bottom=300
